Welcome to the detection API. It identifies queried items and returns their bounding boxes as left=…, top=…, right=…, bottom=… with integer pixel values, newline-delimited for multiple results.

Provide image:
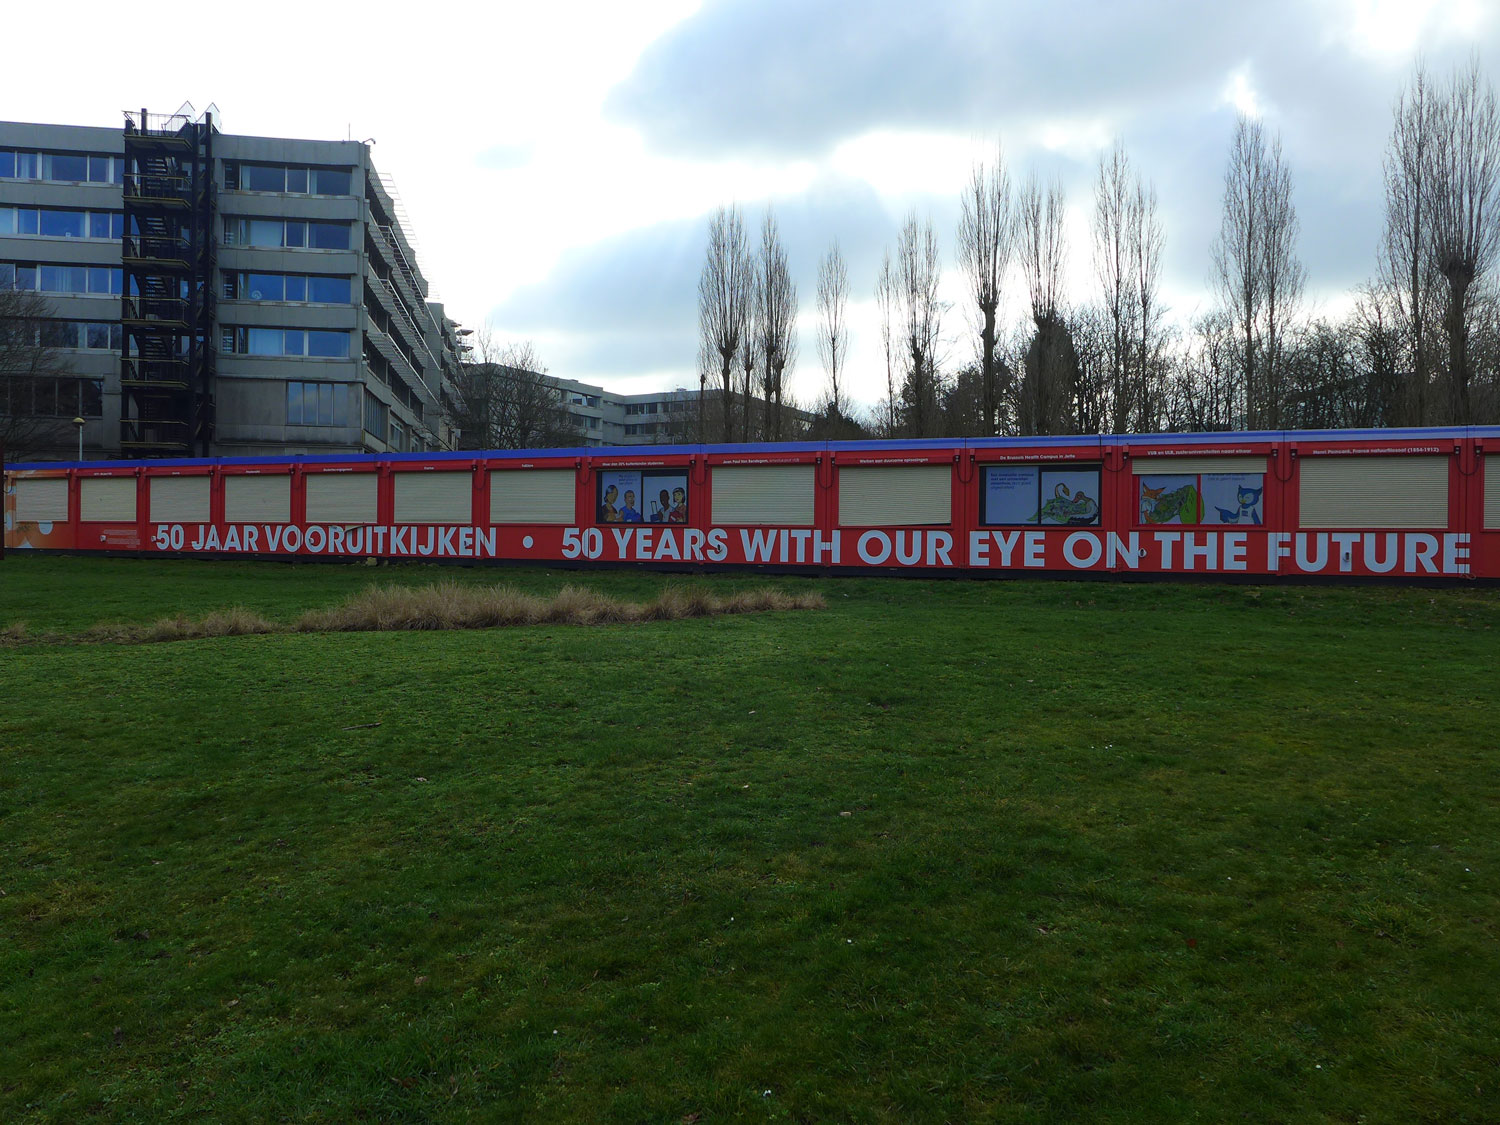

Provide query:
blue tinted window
left=287, top=382, right=303, bottom=423
left=47, top=153, right=87, bottom=181
left=313, top=168, right=351, bottom=195
left=308, top=331, right=348, bottom=358
left=88, top=155, right=111, bottom=183
left=0, top=151, right=13, bottom=177
left=18, top=208, right=38, bottom=235
left=308, top=222, right=347, bottom=250
left=247, top=328, right=281, bottom=355
left=285, top=166, right=308, bottom=193
left=86, top=323, right=111, bottom=349
left=112, top=213, right=124, bottom=239
left=284, top=274, right=307, bottom=301
left=15, top=152, right=36, bottom=178
left=87, top=267, right=119, bottom=294
left=41, top=210, right=87, bottom=237
left=308, top=275, right=350, bottom=303
left=13, top=265, right=35, bottom=290
left=245, top=164, right=284, bottom=191
left=318, top=383, right=334, bottom=424
left=246, top=273, right=284, bottom=300
left=0, top=209, right=12, bottom=235
left=285, top=222, right=307, bottom=248
left=88, top=212, right=111, bottom=238
left=283, top=329, right=306, bottom=355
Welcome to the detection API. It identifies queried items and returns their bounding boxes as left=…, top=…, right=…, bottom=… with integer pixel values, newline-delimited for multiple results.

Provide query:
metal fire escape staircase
left=120, top=108, right=216, bottom=455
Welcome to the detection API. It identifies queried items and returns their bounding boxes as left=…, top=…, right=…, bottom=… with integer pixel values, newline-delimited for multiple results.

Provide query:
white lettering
left=1295, top=533, right=1328, bottom=572
left=706, top=528, right=729, bottom=562
left=740, top=528, right=776, bottom=563
left=684, top=528, right=706, bottom=562
left=1156, top=531, right=1180, bottom=569
left=1024, top=531, right=1044, bottom=568
left=1405, top=533, right=1438, bottom=574
left=1106, top=531, right=1139, bottom=569
left=1222, top=531, right=1246, bottom=571
left=305, top=525, right=327, bottom=554
left=857, top=531, right=891, bottom=565
left=993, top=530, right=1022, bottom=567
left=1268, top=532, right=1291, bottom=571
left=1182, top=532, right=1216, bottom=571
left=1443, top=533, right=1469, bottom=575
left=1063, top=532, right=1102, bottom=569
left=927, top=531, right=953, bottom=567
left=1331, top=532, right=1360, bottom=573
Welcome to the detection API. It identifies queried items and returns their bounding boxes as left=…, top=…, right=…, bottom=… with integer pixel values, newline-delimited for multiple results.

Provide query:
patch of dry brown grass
left=39, top=581, right=824, bottom=645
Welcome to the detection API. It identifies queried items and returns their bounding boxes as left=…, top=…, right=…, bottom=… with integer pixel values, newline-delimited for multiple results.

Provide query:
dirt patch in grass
left=1, top=581, right=823, bottom=646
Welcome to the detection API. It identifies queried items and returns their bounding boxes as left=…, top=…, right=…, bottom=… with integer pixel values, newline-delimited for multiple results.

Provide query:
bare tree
left=1094, top=142, right=1135, bottom=431
left=753, top=210, right=798, bottom=440
left=447, top=333, right=579, bottom=449
left=815, top=241, right=850, bottom=421
left=1130, top=172, right=1168, bottom=431
left=1426, top=57, right=1500, bottom=423
left=698, top=205, right=751, bottom=443
left=1016, top=175, right=1076, bottom=434
left=1167, top=310, right=1241, bottom=432
left=957, top=144, right=1013, bottom=435
left=1, top=287, right=72, bottom=459
left=1381, top=63, right=1442, bottom=424
left=894, top=211, right=946, bottom=437
left=1212, top=115, right=1305, bottom=429
left=876, top=249, right=898, bottom=433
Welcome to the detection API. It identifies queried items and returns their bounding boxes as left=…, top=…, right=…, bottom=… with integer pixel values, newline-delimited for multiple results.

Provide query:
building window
left=2, top=262, right=121, bottom=296
left=363, top=390, right=387, bottom=440
left=0, top=149, right=121, bottom=184
left=223, top=327, right=351, bottom=358
left=225, top=162, right=354, bottom=197
left=224, top=217, right=352, bottom=251
left=286, top=381, right=351, bottom=426
left=223, top=271, right=351, bottom=304
left=0, top=207, right=122, bottom=240
left=34, top=320, right=123, bottom=350
left=1, top=376, right=105, bottom=417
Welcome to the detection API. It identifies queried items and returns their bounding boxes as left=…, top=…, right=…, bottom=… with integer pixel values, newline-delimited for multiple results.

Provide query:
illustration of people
left=599, top=483, right=619, bottom=523
left=620, top=490, right=642, bottom=522
left=668, top=486, right=687, bottom=523
left=649, top=488, right=671, bottom=523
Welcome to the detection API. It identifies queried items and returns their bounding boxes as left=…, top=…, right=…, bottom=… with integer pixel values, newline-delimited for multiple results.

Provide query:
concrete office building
left=551, top=377, right=815, bottom=447
left=1, top=106, right=458, bottom=460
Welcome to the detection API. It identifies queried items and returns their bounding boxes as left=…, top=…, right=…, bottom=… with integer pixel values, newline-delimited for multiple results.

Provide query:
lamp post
left=72, top=416, right=85, bottom=461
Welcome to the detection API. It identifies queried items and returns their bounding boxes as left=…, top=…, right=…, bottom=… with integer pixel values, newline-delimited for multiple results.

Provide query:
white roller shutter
left=305, top=473, right=377, bottom=523
left=150, top=476, right=210, bottom=523
left=712, top=465, right=815, bottom=525
left=15, top=478, right=68, bottom=522
left=394, top=471, right=472, bottom=523
left=1134, top=456, right=1267, bottom=474
left=1487, top=467, right=1500, bottom=530
left=489, top=469, right=575, bottom=524
left=839, top=465, right=951, bottom=526
left=1300, top=456, right=1449, bottom=528
left=80, top=477, right=137, bottom=522
left=224, top=475, right=291, bottom=523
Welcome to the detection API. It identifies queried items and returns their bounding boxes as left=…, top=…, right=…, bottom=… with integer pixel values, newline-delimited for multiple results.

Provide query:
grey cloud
left=489, top=176, right=933, bottom=382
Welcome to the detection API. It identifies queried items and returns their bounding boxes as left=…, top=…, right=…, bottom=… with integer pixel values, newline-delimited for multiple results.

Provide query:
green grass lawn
left=1, top=556, right=1496, bottom=1123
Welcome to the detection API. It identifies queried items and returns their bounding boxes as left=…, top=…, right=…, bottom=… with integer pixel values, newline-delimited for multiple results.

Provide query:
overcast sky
left=7, top=0, right=1497, bottom=411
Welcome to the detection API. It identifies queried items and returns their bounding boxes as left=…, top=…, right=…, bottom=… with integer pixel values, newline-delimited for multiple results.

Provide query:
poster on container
left=1201, top=473, right=1264, bottom=525
left=598, top=471, right=641, bottom=523
left=983, top=466, right=1037, bottom=524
